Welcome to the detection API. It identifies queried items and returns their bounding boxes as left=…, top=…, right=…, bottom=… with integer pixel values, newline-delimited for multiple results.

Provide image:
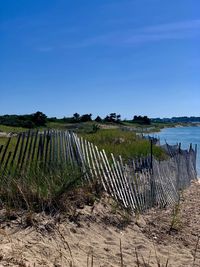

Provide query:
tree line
left=0, top=112, right=47, bottom=128
left=152, top=116, right=200, bottom=123
left=0, top=111, right=151, bottom=128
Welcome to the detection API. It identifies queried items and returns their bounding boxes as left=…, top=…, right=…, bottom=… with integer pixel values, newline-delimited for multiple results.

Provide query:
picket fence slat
left=0, top=137, right=11, bottom=167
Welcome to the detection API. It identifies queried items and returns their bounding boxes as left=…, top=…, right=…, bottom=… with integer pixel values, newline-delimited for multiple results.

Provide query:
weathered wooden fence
left=0, top=130, right=197, bottom=212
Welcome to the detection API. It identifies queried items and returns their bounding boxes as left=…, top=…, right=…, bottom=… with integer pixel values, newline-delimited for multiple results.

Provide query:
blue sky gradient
left=0, top=0, right=199, bottom=119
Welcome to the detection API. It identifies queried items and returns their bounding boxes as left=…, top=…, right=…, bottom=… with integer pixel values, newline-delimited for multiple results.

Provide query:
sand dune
left=0, top=181, right=200, bottom=266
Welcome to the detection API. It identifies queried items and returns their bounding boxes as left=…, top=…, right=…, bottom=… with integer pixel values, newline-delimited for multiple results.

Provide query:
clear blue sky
left=0, top=0, right=199, bottom=119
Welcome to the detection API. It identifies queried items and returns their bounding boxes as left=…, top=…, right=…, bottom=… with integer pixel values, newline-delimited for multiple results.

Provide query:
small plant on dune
left=169, top=196, right=181, bottom=233
left=134, top=244, right=170, bottom=267
left=110, top=198, right=121, bottom=214
left=121, top=208, right=132, bottom=226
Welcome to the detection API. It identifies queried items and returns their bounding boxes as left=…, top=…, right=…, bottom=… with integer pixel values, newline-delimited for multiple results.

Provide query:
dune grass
left=0, top=164, right=83, bottom=212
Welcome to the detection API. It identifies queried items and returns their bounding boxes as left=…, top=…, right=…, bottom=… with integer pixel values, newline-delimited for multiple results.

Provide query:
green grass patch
left=46, top=121, right=71, bottom=130
left=79, top=128, right=166, bottom=160
left=0, top=136, right=18, bottom=153
left=0, top=124, right=28, bottom=133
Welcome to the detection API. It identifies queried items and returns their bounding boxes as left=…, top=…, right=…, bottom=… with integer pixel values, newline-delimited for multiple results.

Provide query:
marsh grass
left=80, top=129, right=166, bottom=160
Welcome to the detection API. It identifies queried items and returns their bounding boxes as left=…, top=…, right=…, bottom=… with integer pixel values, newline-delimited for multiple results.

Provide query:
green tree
left=73, top=113, right=80, bottom=122
left=132, top=115, right=151, bottom=125
left=32, top=111, right=47, bottom=126
left=80, top=113, right=92, bottom=122
left=95, top=116, right=102, bottom=122
left=104, top=113, right=121, bottom=123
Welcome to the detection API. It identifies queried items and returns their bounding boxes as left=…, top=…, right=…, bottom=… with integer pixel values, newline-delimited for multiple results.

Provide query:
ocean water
left=150, top=126, right=200, bottom=176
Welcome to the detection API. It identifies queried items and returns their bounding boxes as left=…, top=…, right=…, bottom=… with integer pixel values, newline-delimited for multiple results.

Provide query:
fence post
left=150, top=139, right=153, bottom=174
left=177, top=143, right=181, bottom=190
left=149, top=139, right=156, bottom=207
left=195, top=144, right=197, bottom=175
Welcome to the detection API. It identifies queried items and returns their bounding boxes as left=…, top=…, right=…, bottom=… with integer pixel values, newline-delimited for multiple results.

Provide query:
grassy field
left=0, top=120, right=178, bottom=136
left=0, top=124, right=29, bottom=133
left=0, top=123, right=166, bottom=159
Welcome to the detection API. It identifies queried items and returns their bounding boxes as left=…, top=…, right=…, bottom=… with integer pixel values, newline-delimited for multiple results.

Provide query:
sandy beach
left=0, top=181, right=200, bottom=267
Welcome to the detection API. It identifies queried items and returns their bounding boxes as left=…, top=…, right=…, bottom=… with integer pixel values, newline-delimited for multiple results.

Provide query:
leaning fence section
left=0, top=130, right=197, bottom=212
